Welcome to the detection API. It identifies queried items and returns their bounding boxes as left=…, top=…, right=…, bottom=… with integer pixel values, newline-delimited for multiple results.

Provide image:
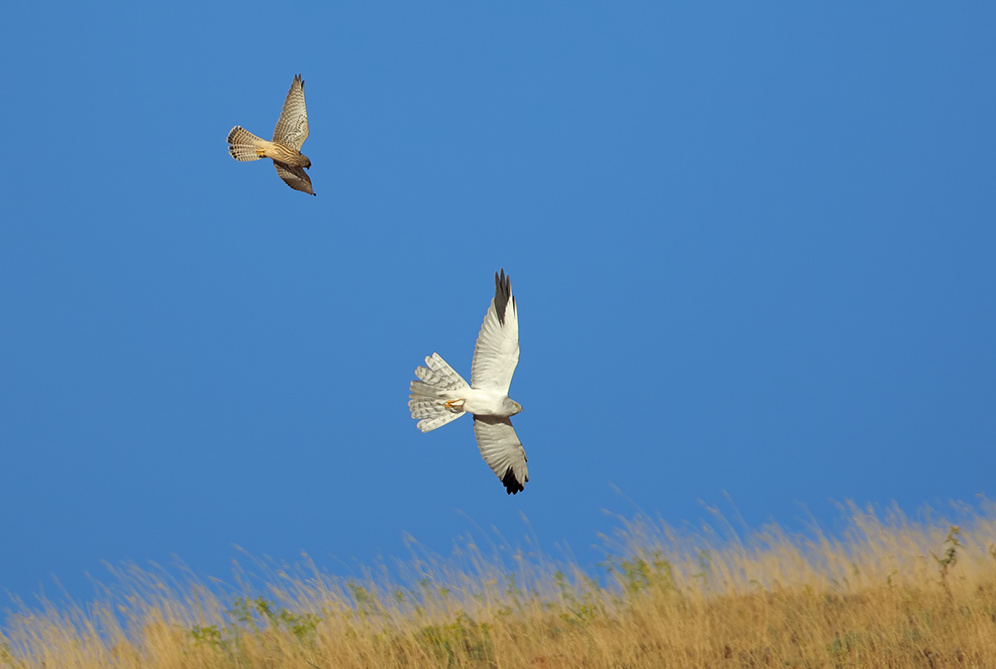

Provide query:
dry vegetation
left=4, top=500, right=996, bottom=668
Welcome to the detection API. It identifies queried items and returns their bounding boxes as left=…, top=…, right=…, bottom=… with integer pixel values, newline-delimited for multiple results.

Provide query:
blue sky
left=1, top=2, right=994, bottom=603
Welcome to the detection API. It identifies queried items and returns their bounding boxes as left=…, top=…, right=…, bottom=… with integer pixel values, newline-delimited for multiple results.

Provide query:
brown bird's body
left=227, top=74, right=315, bottom=195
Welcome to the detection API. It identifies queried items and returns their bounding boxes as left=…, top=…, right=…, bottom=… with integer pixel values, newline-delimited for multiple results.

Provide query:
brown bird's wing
left=272, top=74, right=309, bottom=150
left=273, top=161, right=315, bottom=195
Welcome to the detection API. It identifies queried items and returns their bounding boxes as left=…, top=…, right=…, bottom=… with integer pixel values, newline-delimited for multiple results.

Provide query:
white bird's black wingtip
left=501, top=468, right=526, bottom=495
left=494, top=268, right=512, bottom=325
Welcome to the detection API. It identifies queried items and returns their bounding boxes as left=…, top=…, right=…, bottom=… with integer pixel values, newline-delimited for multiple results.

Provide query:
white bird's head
left=504, top=398, right=523, bottom=416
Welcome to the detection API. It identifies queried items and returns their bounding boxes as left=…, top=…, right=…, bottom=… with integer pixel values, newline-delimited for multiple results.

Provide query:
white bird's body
left=449, top=387, right=517, bottom=417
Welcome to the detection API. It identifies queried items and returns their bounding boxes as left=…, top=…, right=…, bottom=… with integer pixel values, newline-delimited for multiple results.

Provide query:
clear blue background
left=2, top=3, right=994, bottom=602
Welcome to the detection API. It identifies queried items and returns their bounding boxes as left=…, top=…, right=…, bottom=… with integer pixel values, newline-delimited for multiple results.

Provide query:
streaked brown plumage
left=227, top=74, right=315, bottom=195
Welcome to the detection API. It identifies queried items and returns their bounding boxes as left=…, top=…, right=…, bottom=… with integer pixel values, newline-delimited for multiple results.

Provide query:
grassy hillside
left=3, top=500, right=996, bottom=668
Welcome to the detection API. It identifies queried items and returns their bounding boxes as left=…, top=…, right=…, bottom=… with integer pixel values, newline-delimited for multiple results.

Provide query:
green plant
left=415, top=612, right=494, bottom=667
left=0, top=640, right=22, bottom=668
left=605, top=550, right=679, bottom=598
left=189, top=624, right=223, bottom=648
left=931, top=526, right=963, bottom=595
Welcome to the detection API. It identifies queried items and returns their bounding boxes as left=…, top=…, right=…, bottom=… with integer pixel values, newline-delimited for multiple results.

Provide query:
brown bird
left=227, top=74, right=315, bottom=195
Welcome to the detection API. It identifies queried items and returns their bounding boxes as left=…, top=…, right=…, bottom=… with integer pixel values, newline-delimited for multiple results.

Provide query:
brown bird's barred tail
left=226, top=126, right=268, bottom=162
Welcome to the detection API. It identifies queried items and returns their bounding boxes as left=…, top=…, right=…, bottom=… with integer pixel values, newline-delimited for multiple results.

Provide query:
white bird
left=409, top=269, right=528, bottom=494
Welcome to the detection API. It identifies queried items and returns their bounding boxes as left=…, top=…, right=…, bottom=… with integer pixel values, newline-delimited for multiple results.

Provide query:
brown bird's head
left=301, top=154, right=312, bottom=169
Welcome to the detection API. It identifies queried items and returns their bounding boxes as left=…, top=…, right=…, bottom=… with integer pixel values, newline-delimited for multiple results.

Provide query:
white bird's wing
left=273, top=74, right=309, bottom=150
left=473, top=416, right=528, bottom=495
left=471, top=269, right=519, bottom=392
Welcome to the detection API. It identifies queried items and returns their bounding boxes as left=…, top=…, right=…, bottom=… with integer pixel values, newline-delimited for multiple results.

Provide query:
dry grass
left=4, top=499, right=996, bottom=668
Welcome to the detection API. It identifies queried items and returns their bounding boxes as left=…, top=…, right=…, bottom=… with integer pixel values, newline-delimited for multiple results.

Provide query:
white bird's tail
left=409, top=353, right=470, bottom=432
left=227, top=126, right=268, bottom=162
